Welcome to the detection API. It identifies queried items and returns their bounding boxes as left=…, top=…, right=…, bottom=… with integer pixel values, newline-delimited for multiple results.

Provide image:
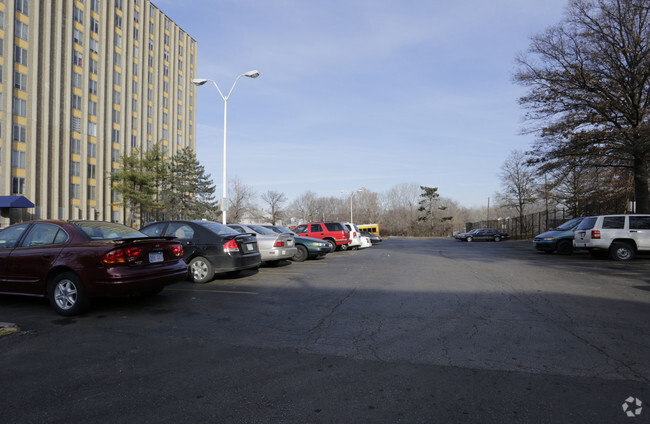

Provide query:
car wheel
left=466, top=236, right=473, bottom=242
left=609, top=242, right=635, bottom=261
left=340, top=243, right=349, bottom=251
left=292, top=245, right=308, bottom=262
left=326, top=239, right=337, bottom=251
left=494, top=236, right=501, bottom=242
left=48, top=272, right=89, bottom=316
left=556, top=240, right=573, bottom=255
left=189, top=256, right=214, bottom=283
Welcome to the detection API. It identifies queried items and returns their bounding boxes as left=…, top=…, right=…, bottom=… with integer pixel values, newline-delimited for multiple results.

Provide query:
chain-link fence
left=465, top=196, right=632, bottom=240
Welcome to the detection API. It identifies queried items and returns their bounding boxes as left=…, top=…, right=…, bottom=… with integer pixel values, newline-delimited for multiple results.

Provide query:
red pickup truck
left=293, top=222, right=350, bottom=251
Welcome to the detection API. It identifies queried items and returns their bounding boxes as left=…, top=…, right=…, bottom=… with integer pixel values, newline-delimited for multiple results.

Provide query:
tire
left=189, top=256, right=214, bottom=283
left=494, top=236, right=501, bottom=242
left=340, top=243, right=349, bottom=251
left=326, top=239, right=337, bottom=252
left=48, top=272, right=89, bottom=316
left=466, top=236, right=473, bottom=242
left=292, top=245, right=308, bottom=262
left=609, top=242, right=635, bottom=261
left=556, top=240, right=573, bottom=255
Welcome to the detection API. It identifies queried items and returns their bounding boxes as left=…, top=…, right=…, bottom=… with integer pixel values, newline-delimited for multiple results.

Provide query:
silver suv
left=573, top=214, right=650, bottom=260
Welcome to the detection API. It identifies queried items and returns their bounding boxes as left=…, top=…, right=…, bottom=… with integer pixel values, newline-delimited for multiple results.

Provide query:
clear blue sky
left=154, top=0, right=568, bottom=208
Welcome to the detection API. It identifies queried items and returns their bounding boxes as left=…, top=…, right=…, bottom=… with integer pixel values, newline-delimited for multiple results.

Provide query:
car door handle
left=630, top=230, right=638, bottom=233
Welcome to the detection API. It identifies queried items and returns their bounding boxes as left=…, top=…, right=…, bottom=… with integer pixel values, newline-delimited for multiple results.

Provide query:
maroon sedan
left=0, top=220, right=187, bottom=315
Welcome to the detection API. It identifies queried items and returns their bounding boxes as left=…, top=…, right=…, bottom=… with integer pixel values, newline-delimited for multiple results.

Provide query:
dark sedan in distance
left=140, top=220, right=261, bottom=283
left=360, top=230, right=382, bottom=244
left=455, top=228, right=509, bottom=242
left=0, top=220, right=187, bottom=316
left=263, top=225, right=331, bottom=262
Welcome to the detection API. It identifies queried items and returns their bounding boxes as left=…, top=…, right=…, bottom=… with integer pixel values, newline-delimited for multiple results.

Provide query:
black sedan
left=263, top=225, right=331, bottom=262
left=455, top=228, right=509, bottom=242
left=360, top=230, right=382, bottom=244
left=140, top=220, right=261, bottom=283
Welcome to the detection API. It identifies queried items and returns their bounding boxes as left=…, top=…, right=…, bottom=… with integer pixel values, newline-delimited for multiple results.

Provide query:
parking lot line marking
left=167, top=288, right=258, bottom=295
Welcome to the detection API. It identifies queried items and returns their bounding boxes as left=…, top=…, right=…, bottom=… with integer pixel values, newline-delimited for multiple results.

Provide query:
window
left=131, top=134, right=137, bottom=148
left=163, top=50, right=169, bottom=62
left=112, top=108, right=120, bottom=123
left=72, top=72, right=82, bottom=88
left=13, top=71, right=27, bottom=90
left=629, top=216, right=650, bottom=230
left=112, top=90, right=121, bottom=105
left=87, top=185, right=96, bottom=201
left=71, top=183, right=81, bottom=199
left=133, top=62, right=138, bottom=76
left=88, top=122, right=97, bottom=137
left=602, top=216, right=625, bottom=229
left=162, top=129, right=168, bottom=140
left=89, top=58, right=98, bottom=74
left=13, top=124, right=26, bottom=142
left=13, top=97, right=26, bottom=117
left=148, top=39, right=153, bottom=50
left=132, top=80, right=138, bottom=92
left=162, top=112, right=168, bottom=124
left=113, top=70, right=121, bottom=86
left=12, top=150, right=26, bottom=168
left=133, top=27, right=139, bottom=40
left=73, top=50, right=83, bottom=67
left=20, top=223, right=68, bottom=247
left=114, top=51, right=121, bottom=65
left=74, top=7, right=83, bottom=24
left=114, top=33, right=121, bottom=48
left=12, top=177, right=25, bottom=195
left=115, top=0, right=122, bottom=10
left=15, top=46, right=28, bottom=66
left=133, top=45, right=139, bottom=58
left=164, top=34, right=169, bottom=46
left=90, top=18, right=99, bottom=33
left=71, top=116, right=81, bottom=133
left=89, top=79, right=98, bottom=95
left=88, top=100, right=97, bottom=115
left=111, top=128, right=120, bottom=142
left=88, top=163, right=96, bottom=179
left=88, top=141, right=97, bottom=157
left=112, top=148, right=120, bottom=162
left=72, top=94, right=82, bottom=110
left=0, top=12, right=4, bottom=30
left=71, top=161, right=80, bottom=177
left=115, top=14, right=122, bottom=29
left=89, top=38, right=98, bottom=53
left=134, top=10, right=139, bottom=23
left=16, top=0, right=28, bottom=15
left=147, top=105, right=152, bottom=117
left=15, top=20, right=28, bottom=40
left=71, top=137, right=81, bottom=154
left=90, top=0, right=99, bottom=13
left=163, top=65, right=168, bottom=77
left=73, top=28, right=83, bottom=45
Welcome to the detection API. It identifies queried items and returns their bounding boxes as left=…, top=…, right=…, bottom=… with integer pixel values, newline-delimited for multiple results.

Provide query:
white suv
left=573, top=214, right=650, bottom=260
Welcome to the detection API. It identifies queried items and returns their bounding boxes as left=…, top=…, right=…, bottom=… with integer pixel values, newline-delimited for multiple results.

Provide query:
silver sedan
left=227, top=224, right=297, bottom=264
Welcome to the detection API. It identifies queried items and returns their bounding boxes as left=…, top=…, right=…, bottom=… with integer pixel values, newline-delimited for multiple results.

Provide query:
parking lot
left=1, top=238, right=649, bottom=423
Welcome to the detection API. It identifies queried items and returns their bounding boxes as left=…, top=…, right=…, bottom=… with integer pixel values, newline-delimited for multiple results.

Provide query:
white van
left=573, top=214, right=650, bottom=260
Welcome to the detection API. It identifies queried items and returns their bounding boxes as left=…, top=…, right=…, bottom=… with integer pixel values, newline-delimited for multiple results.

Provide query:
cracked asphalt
left=1, top=238, right=649, bottom=423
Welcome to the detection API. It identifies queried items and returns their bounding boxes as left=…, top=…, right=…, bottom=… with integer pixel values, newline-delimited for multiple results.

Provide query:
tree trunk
left=633, top=156, right=650, bottom=213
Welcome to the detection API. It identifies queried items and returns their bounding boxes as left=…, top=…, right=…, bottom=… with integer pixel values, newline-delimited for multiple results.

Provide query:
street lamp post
left=341, top=189, right=363, bottom=223
left=193, top=70, right=259, bottom=224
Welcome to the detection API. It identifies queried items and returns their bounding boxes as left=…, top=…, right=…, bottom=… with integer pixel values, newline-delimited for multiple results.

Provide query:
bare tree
left=496, top=150, right=539, bottom=233
left=261, top=190, right=287, bottom=225
left=227, top=177, right=255, bottom=224
left=515, top=0, right=650, bottom=212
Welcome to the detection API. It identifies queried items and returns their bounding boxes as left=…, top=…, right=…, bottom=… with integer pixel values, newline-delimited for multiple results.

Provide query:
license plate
left=149, top=252, right=164, bottom=263
left=245, top=243, right=255, bottom=252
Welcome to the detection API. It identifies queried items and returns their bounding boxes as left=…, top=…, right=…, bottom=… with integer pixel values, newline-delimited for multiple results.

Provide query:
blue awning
left=0, top=196, right=35, bottom=208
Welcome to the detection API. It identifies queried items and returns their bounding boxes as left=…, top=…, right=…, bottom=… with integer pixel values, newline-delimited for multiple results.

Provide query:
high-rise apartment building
left=0, top=0, right=197, bottom=226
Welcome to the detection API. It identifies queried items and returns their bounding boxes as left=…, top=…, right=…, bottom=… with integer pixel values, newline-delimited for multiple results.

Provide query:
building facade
left=0, top=0, right=197, bottom=226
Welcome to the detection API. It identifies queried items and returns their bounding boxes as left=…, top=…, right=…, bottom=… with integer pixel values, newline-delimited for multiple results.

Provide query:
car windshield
left=200, top=222, right=240, bottom=236
left=247, top=225, right=277, bottom=235
left=556, top=217, right=582, bottom=231
left=70, top=221, right=145, bottom=240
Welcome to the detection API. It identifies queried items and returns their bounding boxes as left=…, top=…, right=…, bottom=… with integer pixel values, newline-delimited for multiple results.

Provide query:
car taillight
left=274, top=240, right=285, bottom=247
left=171, top=243, right=183, bottom=257
left=102, top=246, right=142, bottom=264
left=591, top=230, right=601, bottom=239
left=223, top=238, right=239, bottom=253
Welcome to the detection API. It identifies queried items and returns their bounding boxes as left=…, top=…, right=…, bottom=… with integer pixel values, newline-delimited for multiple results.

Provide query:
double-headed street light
left=193, top=70, right=260, bottom=224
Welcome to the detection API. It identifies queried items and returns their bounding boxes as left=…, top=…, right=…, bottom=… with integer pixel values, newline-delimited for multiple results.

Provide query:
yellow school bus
left=358, top=224, right=380, bottom=235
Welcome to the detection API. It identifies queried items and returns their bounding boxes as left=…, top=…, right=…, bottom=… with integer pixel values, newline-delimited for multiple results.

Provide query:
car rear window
left=201, top=222, right=239, bottom=235
left=576, top=217, right=597, bottom=230
left=324, top=223, right=343, bottom=231
left=71, top=221, right=144, bottom=240
left=248, top=225, right=276, bottom=235
left=602, top=216, right=625, bottom=229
